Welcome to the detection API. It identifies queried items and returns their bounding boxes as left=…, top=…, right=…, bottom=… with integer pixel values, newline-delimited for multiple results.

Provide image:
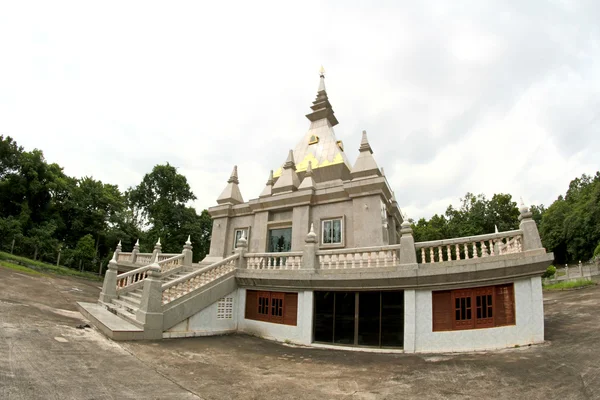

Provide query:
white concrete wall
left=404, top=277, right=544, bottom=353
left=163, top=289, right=239, bottom=339
left=236, top=288, right=313, bottom=345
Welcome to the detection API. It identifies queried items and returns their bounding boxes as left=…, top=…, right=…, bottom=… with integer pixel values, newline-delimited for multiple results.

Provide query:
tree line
left=411, top=172, right=600, bottom=264
left=0, top=135, right=212, bottom=272
left=1, top=134, right=598, bottom=273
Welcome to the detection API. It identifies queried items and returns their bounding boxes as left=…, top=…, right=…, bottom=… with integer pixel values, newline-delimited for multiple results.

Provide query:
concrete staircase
left=78, top=253, right=241, bottom=340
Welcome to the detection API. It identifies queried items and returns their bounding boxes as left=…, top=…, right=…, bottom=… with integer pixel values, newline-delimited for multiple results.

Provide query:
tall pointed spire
left=272, top=150, right=300, bottom=194
left=217, top=165, right=244, bottom=205
left=305, top=67, right=339, bottom=127
left=259, top=170, right=274, bottom=197
left=352, top=130, right=382, bottom=180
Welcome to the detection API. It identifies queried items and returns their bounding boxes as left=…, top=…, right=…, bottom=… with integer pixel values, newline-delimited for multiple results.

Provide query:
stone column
left=399, top=221, right=417, bottom=266
left=131, top=239, right=140, bottom=264
left=136, top=262, right=164, bottom=339
left=302, top=224, right=317, bottom=270
left=518, top=202, right=543, bottom=251
left=151, top=238, right=162, bottom=263
left=99, top=254, right=118, bottom=303
left=235, top=231, right=248, bottom=269
left=183, top=235, right=193, bottom=267
left=114, top=240, right=122, bottom=261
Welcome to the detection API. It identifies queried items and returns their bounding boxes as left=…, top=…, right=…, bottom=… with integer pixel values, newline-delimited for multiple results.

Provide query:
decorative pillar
left=302, top=224, right=317, bottom=270
left=235, top=231, right=248, bottom=269
left=114, top=240, right=122, bottom=261
left=399, top=221, right=417, bottom=265
left=131, top=239, right=140, bottom=264
left=518, top=201, right=543, bottom=251
left=183, top=235, right=193, bottom=267
left=136, top=262, right=164, bottom=339
left=151, top=238, right=162, bottom=263
left=99, top=253, right=118, bottom=303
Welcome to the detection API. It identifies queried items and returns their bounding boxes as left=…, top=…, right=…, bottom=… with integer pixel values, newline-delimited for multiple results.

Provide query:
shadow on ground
left=0, top=266, right=598, bottom=400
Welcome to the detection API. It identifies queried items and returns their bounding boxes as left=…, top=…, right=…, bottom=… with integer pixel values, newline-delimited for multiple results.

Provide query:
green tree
left=75, top=234, right=96, bottom=271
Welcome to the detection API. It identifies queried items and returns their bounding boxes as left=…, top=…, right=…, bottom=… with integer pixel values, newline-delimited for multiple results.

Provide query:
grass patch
left=0, top=251, right=102, bottom=281
left=543, top=279, right=596, bottom=290
left=0, top=260, right=46, bottom=276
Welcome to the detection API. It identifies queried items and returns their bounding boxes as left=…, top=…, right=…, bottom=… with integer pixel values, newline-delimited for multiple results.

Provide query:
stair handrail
left=161, top=253, right=239, bottom=292
left=414, top=229, right=523, bottom=248
left=157, top=253, right=184, bottom=265
left=116, top=264, right=154, bottom=291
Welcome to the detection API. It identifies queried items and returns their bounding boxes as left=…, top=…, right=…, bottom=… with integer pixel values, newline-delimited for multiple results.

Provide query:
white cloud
left=1, top=0, right=599, bottom=219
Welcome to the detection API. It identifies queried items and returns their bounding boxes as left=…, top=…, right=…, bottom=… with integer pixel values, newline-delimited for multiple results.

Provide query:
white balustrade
left=245, top=252, right=303, bottom=270
left=116, top=266, right=152, bottom=291
left=117, top=252, right=132, bottom=262
left=415, top=230, right=524, bottom=264
left=135, top=254, right=152, bottom=265
left=317, top=245, right=401, bottom=269
left=161, top=254, right=238, bottom=304
left=157, top=253, right=184, bottom=272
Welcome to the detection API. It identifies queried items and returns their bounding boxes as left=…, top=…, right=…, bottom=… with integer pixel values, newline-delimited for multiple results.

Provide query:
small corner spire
left=266, top=170, right=274, bottom=185
left=228, top=165, right=239, bottom=184
left=186, top=235, right=191, bottom=245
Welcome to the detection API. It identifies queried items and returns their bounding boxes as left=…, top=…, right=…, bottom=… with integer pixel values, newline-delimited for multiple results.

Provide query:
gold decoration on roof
left=309, top=134, right=319, bottom=145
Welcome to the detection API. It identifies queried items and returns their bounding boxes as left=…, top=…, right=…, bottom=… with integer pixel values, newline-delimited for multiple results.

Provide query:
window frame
left=320, top=216, right=345, bottom=248
left=233, top=227, right=250, bottom=251
left=433, top=284, right=515, bottom=332
left=245, top=290, right=297, bottom=326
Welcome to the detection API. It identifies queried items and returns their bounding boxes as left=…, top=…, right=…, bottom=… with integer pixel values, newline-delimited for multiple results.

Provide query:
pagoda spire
left=217, top=165, right=244, bottom=205
left=305, top=66, right=339, bottom=127
left=272, top=150, right=300, bottom=194
left=351, top=130, right=382, bottom=180
left=259, top=170, right=274, bottom=197
left=298, top=161, right=316, bottom=191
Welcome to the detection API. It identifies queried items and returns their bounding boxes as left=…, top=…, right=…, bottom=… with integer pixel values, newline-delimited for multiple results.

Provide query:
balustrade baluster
left=472, top=242, right=478, bottom=259
left=454, top=244, right=460, bottom=260
left=429, top=247, right=435, bottom=263
left=421, top=248, right=426, bottom=263
left=446, top=245, right=452, bottom=261
left=464, top=243, right=470, bottom=259
left=480, top=240, right=488, bottom=257
left=438, top=246, right=443, bottom=262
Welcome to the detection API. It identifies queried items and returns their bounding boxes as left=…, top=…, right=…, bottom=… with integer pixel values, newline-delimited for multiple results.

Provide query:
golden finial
left=319, top=65, right=325, bottom=77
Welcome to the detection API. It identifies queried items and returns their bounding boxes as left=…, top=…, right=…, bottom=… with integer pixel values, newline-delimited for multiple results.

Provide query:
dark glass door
left=314, top=291, right=334, bottom=342
left=381, top=291, right=404, bottom=347
left=358, top=292, right=381, bottom=346
left=333, top=292, right=355, bottom=344
left=313, top=290, right=404, bottom=348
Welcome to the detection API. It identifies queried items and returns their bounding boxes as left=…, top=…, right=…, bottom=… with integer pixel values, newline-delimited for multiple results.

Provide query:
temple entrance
left=313, top=290, right=404, bottom=348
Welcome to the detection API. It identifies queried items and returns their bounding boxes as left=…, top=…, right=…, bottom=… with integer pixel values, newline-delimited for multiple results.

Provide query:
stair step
left=120, top=294, right=142, bottom=307
left=128, top=291, right=142, bottom=299
left=112, top=299, right=139, bottom=314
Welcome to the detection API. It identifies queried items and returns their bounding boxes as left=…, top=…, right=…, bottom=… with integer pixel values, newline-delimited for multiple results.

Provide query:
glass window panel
left=358, top=292, right=380, bottom=346
left=323, top=221, right=332, bottom=244
left=314, top=291, right=334, bottom=343
left=332, top=219, right=342, bottom=244
left=381, top=291, right=404, bottom=347
left=268, top=228, right=292, bottom=252
left=334, top=292, right=355, bottom=345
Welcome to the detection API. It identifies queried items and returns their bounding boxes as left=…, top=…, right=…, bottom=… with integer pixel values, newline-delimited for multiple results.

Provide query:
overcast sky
left=1, top=1, right=599, bottom=220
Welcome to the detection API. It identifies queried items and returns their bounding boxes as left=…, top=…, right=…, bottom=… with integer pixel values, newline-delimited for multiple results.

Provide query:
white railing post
left=303, top=224, right=317, bottom=270
left=151, top=238, right=162, bottom=263
left=99, top=253, right=118, bottom=303
left=131, top=239, right=140, bottom=264
left=115, top=240, right=122, bottom=261
left=183, top=235, right=193, bottom=267
left=519, top=201, right=544, bottom=251
left=136, top=262, right=163, bottom=339
left=235, top=231, right=248, bottom=269
left=399, top=221, right=417, bottom=265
